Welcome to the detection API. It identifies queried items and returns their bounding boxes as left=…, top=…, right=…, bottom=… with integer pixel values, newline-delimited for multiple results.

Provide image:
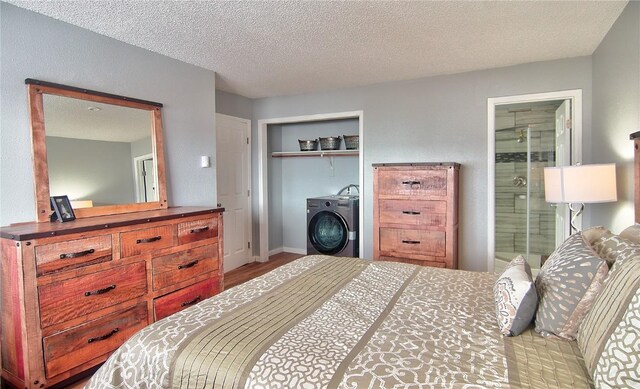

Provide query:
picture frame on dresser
left=50, top=195, right=75, bottom=222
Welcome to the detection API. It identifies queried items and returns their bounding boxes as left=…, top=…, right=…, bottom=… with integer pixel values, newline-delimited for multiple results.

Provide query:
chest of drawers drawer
left=154, top=277, right=220, bottom=321
left=35, top=235, right=112, bottom=276
left=377, top=169, right=448, bottom=197
left=42, top=302, right=148, bottom=378
left=178, top=218, right=218, bottom=245
left=120, top=225, right=176, bottom=258
left=379, top=228, right=446, bottom=258
left=378, top=200, right=446, bottom=227
left=152, top=244, right=218, bottom=291
left=38, top=261, right=147, bottom=328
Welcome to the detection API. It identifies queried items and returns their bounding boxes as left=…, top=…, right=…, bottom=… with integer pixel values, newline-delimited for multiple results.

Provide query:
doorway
left=133, top=153, right=156, bottom=203
left=487, top=90, right=582, bottom=273
left=216, top=113, right=252, bottom=272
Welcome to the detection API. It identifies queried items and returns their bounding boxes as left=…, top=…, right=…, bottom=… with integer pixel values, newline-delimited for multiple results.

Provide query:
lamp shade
left=543, top=164, right=617, bottom=203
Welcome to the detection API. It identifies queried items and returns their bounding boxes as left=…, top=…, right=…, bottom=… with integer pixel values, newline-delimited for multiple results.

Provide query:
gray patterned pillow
left=582, top=225, right=613, bottom=245
left=620, top=223, right=640, bottom=244
left=591, top=234, right=640, bottom=271
left=494, top=255, right=538, bottom=336
left=578, top=257, right=640, bottom=388
left=534, top=233, right=608, bottom=340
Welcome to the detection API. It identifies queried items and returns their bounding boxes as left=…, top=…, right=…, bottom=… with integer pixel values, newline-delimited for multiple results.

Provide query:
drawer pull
left=190, top=226, right=210, bottom=234
left=177, top=260, right=199, bottom=270
left=402, top=240, right=421, bottom=245
left=84, top=284, right=116, bottom=297
left=87, top=328, right=119, bottom=343
left=59, top=248, right=95, bottom=259
left=136, top=236, right=162, bottom=244
left=401, top=180, right=421, bottom=186
left=402, top=211, right=421, bottom=215
left=181, top=295, right=201, bottom=307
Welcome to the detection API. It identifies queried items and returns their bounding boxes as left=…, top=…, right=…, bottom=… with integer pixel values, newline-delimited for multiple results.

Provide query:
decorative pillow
left=494, top=255, right=538, bottom=336
left=577, top=257, right=640, bottom=388
left=620, top=223, right=640, bottom=244
left=591, top=233, right=640, bottom=271
left=582, top=225, right=613, bottom=245
left=534, top=233, right=608, bottom=340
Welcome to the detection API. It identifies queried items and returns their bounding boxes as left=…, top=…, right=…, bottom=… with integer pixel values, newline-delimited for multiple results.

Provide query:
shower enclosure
left=493, top=100, right=570, bottom=274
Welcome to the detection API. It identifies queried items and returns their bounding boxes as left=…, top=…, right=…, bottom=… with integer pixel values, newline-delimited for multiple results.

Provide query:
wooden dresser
left=0, top=207, right=223, bottom=388
left=373, top=163, right=459, bottom=268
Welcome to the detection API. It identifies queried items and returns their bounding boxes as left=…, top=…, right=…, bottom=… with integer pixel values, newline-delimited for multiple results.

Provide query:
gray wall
left=46, top=136, right=136, bottom=206
left=131, top=136, right=153, bottom=159
left=216, top=90, right=253, bottom=120
left=591, top=1, right=640, bottom=233
left=253, top=57, right=594, bottom=271
left=0, top=4, right=218, bottom=225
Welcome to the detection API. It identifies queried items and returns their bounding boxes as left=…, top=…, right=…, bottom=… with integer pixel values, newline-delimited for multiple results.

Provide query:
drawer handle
left=136, top=236, right=161, bottom=244
left=190, top=226, right=209, bottom=234
left=87, top=328, right=119, bottom=343
left=177, top=260, right=199, bottom=270
left=59, top=248, right=95, bottom=259
left=402, top=240, right=421, bottom=245
left=402, top=211, right=421, bottom=215
left=401, top=180, right=421, bottom=187
left=84, top=284, right=116, bottom=297
left=181, top=295, right=201, bottom=307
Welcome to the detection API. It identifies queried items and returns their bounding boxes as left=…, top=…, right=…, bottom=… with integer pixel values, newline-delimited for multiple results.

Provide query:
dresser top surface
left=0, top=207, right=223, bottom=241
left=372, top=162, right=460, bottom=168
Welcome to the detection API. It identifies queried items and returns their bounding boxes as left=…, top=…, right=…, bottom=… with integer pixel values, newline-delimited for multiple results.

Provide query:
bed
left=86, top=136, right=640, bottom=389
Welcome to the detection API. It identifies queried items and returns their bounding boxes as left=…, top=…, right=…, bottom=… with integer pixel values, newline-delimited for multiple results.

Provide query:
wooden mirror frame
left=27, top=79, right=168, bottom=222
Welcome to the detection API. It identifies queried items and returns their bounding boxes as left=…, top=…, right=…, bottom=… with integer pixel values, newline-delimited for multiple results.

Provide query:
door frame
left=487, top=89, right=582, bottom=272
left=133, top=153, right=155, bottom=203
left=216, top=113, right=252, bottom=269
left=257, top=110, right=364, bottom=262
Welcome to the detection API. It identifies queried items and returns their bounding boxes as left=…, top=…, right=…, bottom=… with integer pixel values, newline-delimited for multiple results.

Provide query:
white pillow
left=494, top=255, right=538, bottom=336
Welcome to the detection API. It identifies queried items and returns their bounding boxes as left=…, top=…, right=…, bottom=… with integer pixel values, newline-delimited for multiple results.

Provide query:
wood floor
left=224, top=251, right=304, bottom=289
left=60, top=252, right=302, bottom=389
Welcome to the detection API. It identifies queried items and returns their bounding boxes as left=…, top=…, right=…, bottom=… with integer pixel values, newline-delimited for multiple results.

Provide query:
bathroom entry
left=493, top=99, right=571, bottom=274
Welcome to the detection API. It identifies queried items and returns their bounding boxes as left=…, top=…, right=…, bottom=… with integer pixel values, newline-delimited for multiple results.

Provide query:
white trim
left=132, top=153, right=154, bottom=203
left=282, top=247, right=307, bottom=255
left=487, top=89, right=582, bottom=272
left=268, top=247, right=284, bottom=257
left=215, top=113, right=253, bottom=266
left=258, top=110, right=364, bottom=262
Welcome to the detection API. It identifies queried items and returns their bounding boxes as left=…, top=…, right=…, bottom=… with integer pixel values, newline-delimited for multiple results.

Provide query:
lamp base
left=568, top=202, right=584, bottom=233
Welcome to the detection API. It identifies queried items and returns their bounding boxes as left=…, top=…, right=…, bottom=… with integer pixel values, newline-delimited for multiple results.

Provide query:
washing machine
left=307, top=195, right=359, bottom=257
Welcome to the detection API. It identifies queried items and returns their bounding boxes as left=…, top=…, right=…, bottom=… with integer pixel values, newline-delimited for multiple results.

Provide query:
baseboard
left=282, top=247, right=307, bottom=255
left=268, top=247, right=284, bottom=256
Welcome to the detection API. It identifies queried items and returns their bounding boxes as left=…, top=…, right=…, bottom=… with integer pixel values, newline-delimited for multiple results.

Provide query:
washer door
left=308, top=210, right=349, bottom=255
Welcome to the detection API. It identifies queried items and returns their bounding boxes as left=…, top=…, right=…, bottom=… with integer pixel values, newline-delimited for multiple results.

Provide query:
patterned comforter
left=86, top=255, right=592, bottom=388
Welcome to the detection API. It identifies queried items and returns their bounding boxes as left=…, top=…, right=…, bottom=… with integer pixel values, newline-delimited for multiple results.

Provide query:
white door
left=554, top=100, right=571, bottom=244
left=216, top=114, right=252, bottom=272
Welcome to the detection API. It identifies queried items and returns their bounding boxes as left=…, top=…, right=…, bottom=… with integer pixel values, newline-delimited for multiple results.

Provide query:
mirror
left=27, top=79, right=168, bottom=222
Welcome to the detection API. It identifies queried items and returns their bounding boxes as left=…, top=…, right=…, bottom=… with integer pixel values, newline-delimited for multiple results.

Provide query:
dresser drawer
left=39, top=261, right=147, bottom=328
left=377, top=169, right=448, bottom=197
left=120, top=225, right=176, bottom=258
left=154, top=277, right=219, bottom=321
left=379, top=200, right=446, bottom=227
left=379, top=228, right=446, bottom=258
left=152, top=244, right=218, bottom=291
left=35, top=235, right=112, bottom=276
left=43, top=302, right=148, bottom=378
left=178, top=218, right=218, bottom=245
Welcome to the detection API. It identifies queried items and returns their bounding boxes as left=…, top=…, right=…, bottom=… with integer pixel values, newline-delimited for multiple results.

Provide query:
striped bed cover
left=86, top=255, right=592, bottom=388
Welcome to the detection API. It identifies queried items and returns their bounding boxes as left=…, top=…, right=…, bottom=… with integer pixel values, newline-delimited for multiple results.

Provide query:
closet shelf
left=271, top=150, right=359, bottom=158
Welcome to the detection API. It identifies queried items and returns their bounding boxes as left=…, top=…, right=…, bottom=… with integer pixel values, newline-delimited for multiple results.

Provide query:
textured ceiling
left=7, top=1, right=628, bottom=99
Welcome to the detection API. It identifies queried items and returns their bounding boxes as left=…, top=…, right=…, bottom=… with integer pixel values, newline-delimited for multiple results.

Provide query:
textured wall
left=0, top=4, right=217, bottom=225
left=591, top=2, right=640, bottom=233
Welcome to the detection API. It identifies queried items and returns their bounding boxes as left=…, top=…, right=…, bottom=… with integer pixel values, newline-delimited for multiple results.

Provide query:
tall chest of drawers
left=373, top=163, right=459, bottom=269
left=0, top=207, right=223, bottom=388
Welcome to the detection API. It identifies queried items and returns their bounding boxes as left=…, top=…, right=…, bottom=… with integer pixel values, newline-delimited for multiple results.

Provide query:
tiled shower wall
left=495, top=102, right=562, bottom=266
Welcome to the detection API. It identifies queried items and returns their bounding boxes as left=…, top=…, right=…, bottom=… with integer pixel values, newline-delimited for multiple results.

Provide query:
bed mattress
left=86, top=255, right=592, bottom=388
